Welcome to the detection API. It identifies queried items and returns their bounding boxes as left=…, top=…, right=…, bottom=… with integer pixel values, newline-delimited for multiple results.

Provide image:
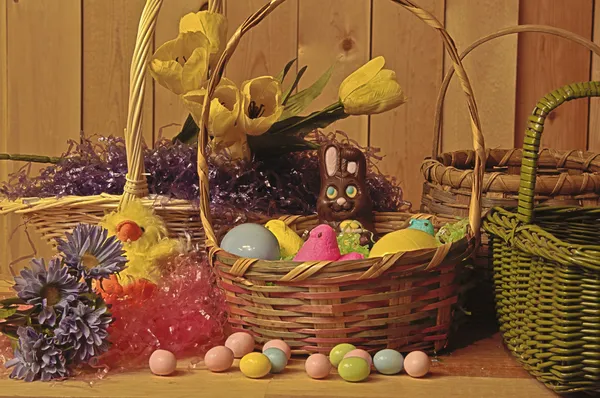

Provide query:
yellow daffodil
left=239, top=76, right=284, bottom=136
left=182, top=78, right=242, bottom=137
left=149, top=31, right=210, bottom=95
left=338, top=56, right=406, bottom=115
left=179, top=11, right=227, bottom=68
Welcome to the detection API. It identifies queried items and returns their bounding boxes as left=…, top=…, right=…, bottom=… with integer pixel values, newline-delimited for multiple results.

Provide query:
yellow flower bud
left=338, top=56, right=406, bottom=115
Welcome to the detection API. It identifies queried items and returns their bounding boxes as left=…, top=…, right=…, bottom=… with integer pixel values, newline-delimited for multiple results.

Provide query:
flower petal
left=179, top=11, right=228, bottom=68
left=342, top=69, right=406, bottom=115
left=181, top=46, right=210, bottom=93
left=338, top=56, right=385, bottom=101
left=239, top=76, right=284, bottom=136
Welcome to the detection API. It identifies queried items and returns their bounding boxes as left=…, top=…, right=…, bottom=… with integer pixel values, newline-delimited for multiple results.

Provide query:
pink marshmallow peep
left=293, top=224, right=340, bottom=261
left=339, top=252, right=364, bottom=261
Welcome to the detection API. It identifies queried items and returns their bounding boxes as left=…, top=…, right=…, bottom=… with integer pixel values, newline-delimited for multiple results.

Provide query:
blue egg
left=220, top=223, right=281, bottom=260
left=373, top=349, right=404, bottom=375
left=264, top=347, right=288, bottom=373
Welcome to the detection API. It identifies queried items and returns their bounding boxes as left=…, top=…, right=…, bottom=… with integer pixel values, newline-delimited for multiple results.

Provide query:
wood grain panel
left=515, top=0, right=593, bottom=151
left=153, top=0, right=205, bottom=141
left=370, top=0, right=445, bottom=209
left=442, top=0, right=519, bottom=154
left=83, top=0, right=154, bottom=145
left=588, top=2, right=600, bottom=151
left=3, top=0, right=82, bottom=276
left=298, top=0, right=371, bottom=146
left=0, top=0, right=7, bottom=279
left=225, top=1, right=298, bottom=89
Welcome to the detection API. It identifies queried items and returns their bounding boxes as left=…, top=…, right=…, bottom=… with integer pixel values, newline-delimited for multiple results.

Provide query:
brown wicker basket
left=194, top=0, right=486, bottom=354
left=421, top=25, right=600, bottom=274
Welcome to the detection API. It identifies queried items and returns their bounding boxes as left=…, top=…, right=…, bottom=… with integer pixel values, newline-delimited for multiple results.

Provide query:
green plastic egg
left=369, top=228, right=438, bottom=258
left=329, top=343, right=356, bottom=367
left=338, top=357, right=370, bottom=382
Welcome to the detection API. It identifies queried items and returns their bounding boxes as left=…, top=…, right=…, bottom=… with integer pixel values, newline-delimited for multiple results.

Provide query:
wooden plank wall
left=1, top=0, right=600, bottom=277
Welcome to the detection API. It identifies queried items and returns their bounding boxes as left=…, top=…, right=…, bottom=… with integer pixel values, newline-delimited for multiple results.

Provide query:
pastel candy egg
left=343, top=349, right=373, bottom=367
left=338, top=357, right=370, bottom=382
left=262, top=339, right=291, bottom=360
left=404, top=351, right=431, bottom=378
left=305, top=354, right=332, bottom=379
left=225, top=332, right=255, bottom=358
left=240, top=352, right=272, bottom=379
left=221, top=223, right=280, bottom=260
left=204, top=345, right=234, bottom=372
left=263, top=347, right=288, bottom=374
left=329, top=343, right=356, bottom=367
left=149, top=349, right=177, bottom=376
left=373, top=349, right=404, bottom=375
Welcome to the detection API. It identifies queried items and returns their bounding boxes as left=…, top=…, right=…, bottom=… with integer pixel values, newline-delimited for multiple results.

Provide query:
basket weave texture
left=192, top=0, right=486, bottom=354
left=483, top=82, right=600, bottom=395
left=420, top=25, right=600, bottom=276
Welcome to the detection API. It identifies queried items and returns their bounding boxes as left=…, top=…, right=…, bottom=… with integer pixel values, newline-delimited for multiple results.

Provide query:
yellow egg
left=369, top=229, right=438, bottom=258
left=239, top=352, right=272, bottom=379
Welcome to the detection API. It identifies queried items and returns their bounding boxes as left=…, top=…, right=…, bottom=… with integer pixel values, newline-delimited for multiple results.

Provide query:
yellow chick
left=99, top=200, right=183, bottom=284
left=265, top=219, right=304, bottom=259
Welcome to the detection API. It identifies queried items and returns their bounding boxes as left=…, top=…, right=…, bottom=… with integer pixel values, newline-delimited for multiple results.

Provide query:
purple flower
left=57, top=224, right=127, bottom=280
left=13, top=258, right=85, bottom=311
left=54, top=301, right=111, bottom=363
left=5, top=327, right=69, bottom=382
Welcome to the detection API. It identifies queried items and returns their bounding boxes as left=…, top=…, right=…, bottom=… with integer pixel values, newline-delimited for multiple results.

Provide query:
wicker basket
left=191, top=0, right=486, bottom=354
left=483, top=82, right=600, bottom=395
left=420, top=25, right=600, bottom=275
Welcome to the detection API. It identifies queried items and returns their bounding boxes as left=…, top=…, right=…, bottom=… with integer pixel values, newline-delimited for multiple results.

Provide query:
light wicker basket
left=420, top=25, right=600, bottom=276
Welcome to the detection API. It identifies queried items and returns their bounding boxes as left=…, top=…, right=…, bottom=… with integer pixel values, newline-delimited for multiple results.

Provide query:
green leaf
left=0, top=297, right=25, bottom=306
left=172, top=114, right=200, bottom=144
left=282, top=65, right=307, bottom=106
left=276, top=58, right=298, bottom=83
left=0, top=307, right=17, bottom=319
left=280, top=62, right=336, bottom=119
left=266, top=106, right=348, bottom=137
left=248, top=134, right=319, bottom=158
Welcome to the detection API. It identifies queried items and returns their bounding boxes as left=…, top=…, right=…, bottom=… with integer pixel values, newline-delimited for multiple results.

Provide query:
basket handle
left=431, top=25, right=600, bottom=159
left=517, top=82, right=600, bottom=223
left=193, top=0, right=485, bottom=249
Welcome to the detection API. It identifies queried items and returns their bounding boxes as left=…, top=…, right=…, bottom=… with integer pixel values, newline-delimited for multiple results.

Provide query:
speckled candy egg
left=204, top=345, right=234, bottom=372
left=404, top=351, right=431, bottom=378
left=220, top=223, right=280, bottom=260
left=240, top=352, right=272, bottom=379
left=262, top=339, right=291, bottom=360
left=338, top=357, right=370, bottom=382
left=225, top=332, right=255, bottom=358
left=305, top=354, right=331, bottom=379
left=149, top=349, right=177, bottom=376
left=263, top=347, right=288, bottom=373
left=373, top=349, right=404, bottom=375
left=343, top=349, right=373, bottom=368
left=329, top=343, right=356, bottom=367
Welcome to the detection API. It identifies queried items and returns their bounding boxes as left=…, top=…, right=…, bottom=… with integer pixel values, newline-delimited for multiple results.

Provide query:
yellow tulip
left=338, top=56, right=406, bottom=115
left=179, top=11, right=228, bottom=68
left=149, top=31, right=210, bottom=95
left=239, top=76, right=284, bottom=136
left=212, top=131, right=251, bottom=161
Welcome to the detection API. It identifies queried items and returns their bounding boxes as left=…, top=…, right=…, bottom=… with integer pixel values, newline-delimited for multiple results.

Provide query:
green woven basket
left=483, top=82, right=600, bottom=395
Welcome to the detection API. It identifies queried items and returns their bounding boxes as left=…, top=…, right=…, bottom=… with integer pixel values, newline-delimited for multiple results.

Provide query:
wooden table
left=0, top=282, right=564, bottom=398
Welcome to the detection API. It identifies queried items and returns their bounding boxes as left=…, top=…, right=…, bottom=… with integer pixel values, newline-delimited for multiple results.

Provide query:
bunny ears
left=320, top=143, right=365, bottom=178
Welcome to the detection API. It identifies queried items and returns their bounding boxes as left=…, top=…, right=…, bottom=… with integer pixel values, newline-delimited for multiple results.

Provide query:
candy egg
left=263, top=347, right=288, bottom=374
left=329, top=343, right=356, bottom=367
left=404, top=351, right=431, bottom=378
left=204, top=345, right=234, bottom=372
left=338, top=357, right=370, bottom=382
left=221, top=223, right=280, bottom=260
left=343, top=349, right=373, bottom=368
left=373, top=349, right=404, bottom=375
left=225, top=332, right=255, bottom=358
left=240, top=352, right=272, bottom=379
left=305, top=353, right=331, bottom=379
left=262, top=339, right=291, bottom=360
left=149, top=349, right=177, bottom=376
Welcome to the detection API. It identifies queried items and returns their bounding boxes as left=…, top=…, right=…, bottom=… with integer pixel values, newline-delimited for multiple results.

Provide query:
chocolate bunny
left=317, top=143, right=374, bottom=233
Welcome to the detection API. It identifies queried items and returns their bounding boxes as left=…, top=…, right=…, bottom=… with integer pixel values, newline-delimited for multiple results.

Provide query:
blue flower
left=54, top=301, right=111, bottom=363
left=5, top=326, right=69, bottom=382
left=13, top=258, right=85, bottom=312
left=57, top=224, right=127, bottom=280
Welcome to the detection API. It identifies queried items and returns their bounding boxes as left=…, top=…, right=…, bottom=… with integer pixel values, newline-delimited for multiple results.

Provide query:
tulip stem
left=0, top=153, right=62, bottom=164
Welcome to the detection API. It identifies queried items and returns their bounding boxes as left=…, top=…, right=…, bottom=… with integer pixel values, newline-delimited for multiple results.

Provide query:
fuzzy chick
left=99, top=200, right=183, bottom=285
left=265, top=219, right=304, bottom=259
